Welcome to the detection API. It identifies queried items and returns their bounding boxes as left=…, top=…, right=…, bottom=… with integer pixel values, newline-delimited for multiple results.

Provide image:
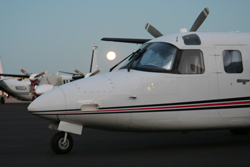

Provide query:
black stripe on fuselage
left=101, top=96, right=250, bottom=110
left=30, top=96, right=250, bottom=116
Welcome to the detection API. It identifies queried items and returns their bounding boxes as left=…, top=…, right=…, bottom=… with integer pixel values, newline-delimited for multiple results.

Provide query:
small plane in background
left=34, top=44, right=101, bottom=96
left=0, top=67, right=64, bottom=101
left=0, top=56, right=7, bottom=103
left=0, top=44, right=100, bottom=102
left=28, top=8, right=250, bottom=154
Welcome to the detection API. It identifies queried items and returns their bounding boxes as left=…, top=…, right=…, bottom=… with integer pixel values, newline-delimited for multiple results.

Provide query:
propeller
left=34, top=71, right=47, bottom=78
left=145, top=7, right=210, bottom=38
left=89, top=69, right=101, bottom=77
left=145, top=23, right=163, bottom=38
left=72, top=68, right=101, bottom=78
left=190, top=7, right=209, bottom=32
left=18, top=68, right=47, bottom=99
left=101, top=8, right=210, bottom=44
left=19, top=68, right=31, bottom=77
left=19, top=68, right=47, bottom=81
left=73, top=68, right=85, bottom=78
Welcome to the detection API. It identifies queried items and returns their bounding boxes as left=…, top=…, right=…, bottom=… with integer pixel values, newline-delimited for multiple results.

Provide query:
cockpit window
left=121, top=43, right=148, bottom=68
left=120, top=42, right=178, bottom=72
left=137, top=43, right=176, bottom=70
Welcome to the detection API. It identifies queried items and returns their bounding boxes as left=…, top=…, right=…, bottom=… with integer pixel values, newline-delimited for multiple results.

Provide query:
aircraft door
left=215, top=46, right=250, bottom=118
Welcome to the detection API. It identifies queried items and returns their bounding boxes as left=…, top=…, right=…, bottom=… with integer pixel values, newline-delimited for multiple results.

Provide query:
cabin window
left=223, top=50, right=243, bottom=73
left=178, top=50, right=205, bottom=74
left=182, top=34, right=201, bottom=45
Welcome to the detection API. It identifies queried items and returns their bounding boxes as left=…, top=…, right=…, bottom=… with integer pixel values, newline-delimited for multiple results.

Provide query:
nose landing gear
left=50, top=132, right=73, bottom=154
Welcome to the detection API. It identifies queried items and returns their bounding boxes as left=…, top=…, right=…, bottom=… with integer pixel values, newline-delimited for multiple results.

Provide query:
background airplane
left=0, top=44, right=100, bottom=101
left=34, top=44, right=100, bottom=97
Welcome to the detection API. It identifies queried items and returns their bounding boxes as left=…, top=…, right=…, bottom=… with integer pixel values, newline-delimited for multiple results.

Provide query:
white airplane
left=28, top=8, right=250, bottom=154
left=0, top=67, right=49, bottom=101
left=34, top=44, right=100, bottom=96
left=0, top=45, right=99, bottom=101
left=0, top=56, right=37, bottom=101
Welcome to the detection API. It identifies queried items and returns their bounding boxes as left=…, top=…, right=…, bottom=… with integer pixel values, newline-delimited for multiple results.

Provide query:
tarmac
left=1, top=100, right=250, bottom=167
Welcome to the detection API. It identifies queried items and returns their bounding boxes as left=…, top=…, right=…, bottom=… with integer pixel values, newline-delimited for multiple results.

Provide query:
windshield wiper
left=127, top=48, right=147, bottom=72
left=109, top=49, right=141, bottom=72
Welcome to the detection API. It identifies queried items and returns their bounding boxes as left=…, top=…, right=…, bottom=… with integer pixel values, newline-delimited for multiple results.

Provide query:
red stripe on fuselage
left=62, top=100, right=250, bottom=114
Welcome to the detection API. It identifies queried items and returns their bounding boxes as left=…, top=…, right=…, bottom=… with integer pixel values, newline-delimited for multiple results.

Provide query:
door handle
left=237, top=79, right=250, bottom=85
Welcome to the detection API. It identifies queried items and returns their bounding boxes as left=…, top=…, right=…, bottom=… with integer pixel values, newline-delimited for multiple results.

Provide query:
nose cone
left=28, top=87, right=66, bottom=111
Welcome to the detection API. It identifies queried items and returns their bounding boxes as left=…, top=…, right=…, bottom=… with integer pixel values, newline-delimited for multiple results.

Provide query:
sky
left=0, top=0, right=250, bottom=75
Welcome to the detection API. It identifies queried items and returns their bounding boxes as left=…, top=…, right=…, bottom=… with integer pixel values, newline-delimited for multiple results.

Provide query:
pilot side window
left=178, top=50, right=205, bottom=74
left=223, top=50, right=243, bottom=73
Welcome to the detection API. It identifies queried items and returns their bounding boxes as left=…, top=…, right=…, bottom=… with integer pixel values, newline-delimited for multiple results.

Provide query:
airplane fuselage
left=29, top=32, right=250, bottom=132
left=0, top=79, right=32, bottom=101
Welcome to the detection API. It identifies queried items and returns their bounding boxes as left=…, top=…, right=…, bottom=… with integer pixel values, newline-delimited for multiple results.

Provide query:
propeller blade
left=145, top=23, right=163, bottom=38
left=73, top=68, right=85, bottom=77
left=19, top=68, right=31, bottom=76
left=34, top=71, right=47, bottom=78
left=90, top=69, right=101, bottom=77
left=189, top=7, right=209, bottom=32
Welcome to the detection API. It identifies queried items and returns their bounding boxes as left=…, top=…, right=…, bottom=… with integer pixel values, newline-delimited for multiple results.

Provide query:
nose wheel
left=50, top=132, right=73, bottom=154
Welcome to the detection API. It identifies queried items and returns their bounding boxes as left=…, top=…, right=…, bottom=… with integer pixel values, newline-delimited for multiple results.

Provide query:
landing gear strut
left=50, top=132, right=73, bottom=154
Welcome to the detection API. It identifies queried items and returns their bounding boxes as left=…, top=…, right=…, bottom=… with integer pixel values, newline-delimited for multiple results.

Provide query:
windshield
left=120, top=43, right=148, bottom=68
left=120, top=42, right=178, bottom=72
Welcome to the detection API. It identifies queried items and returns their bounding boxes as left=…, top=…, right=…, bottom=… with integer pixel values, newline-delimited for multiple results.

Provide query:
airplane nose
left=28, top=87, right=66, bottom=111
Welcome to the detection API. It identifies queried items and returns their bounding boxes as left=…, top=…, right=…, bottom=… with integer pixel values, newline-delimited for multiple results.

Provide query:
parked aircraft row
left=0, top=45, right=99, bottom=102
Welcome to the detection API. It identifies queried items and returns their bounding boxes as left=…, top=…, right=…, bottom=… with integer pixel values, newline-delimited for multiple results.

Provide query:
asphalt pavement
left=1, top=103, right=250, bottom=167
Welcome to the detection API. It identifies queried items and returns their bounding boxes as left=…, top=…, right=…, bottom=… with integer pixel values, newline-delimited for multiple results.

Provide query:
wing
left=0, top=73, right=29, bottom=78
left=101, top=37, right=151, bottom=44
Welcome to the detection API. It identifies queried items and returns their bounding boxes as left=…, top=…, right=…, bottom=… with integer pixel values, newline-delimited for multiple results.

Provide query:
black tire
left=0, top=97, right=5, bottom=104
left=230, top=129, right=250, bottom=135
left=50, top=132, right=73, bottom=154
